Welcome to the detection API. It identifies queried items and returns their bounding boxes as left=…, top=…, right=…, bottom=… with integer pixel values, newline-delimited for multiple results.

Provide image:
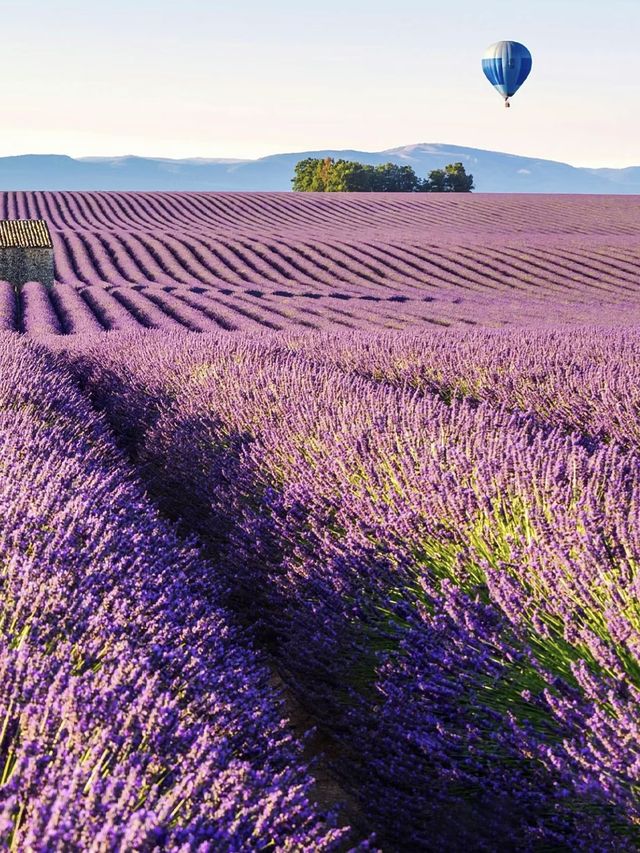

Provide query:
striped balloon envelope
left=482, top=41, right=532, bottom=107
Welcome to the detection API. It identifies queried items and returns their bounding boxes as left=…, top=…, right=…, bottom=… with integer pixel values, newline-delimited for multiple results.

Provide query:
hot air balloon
left=482, top=41, right=532, bottom=107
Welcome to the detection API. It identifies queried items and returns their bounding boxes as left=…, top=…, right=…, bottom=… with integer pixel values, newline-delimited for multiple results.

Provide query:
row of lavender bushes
left=60, top=328, right=640, bottom=851
left=284, top=326, right=640, bottom=450
left=0, top=333, right=349, bottom=850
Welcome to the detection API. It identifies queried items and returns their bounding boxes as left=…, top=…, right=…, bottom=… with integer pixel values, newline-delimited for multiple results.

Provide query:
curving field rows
left=1, top=191, right=640, bottom=334
left=4, top=191, right=640, bottom=238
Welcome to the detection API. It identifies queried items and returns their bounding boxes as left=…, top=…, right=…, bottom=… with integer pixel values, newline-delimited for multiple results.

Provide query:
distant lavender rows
left=54, top=327, right=640, bottom=850
left=1, top=192, right=640, bottom=334
left=3, top=191, right=640, bottom=239
left=3, top=258, right=640, bottom=334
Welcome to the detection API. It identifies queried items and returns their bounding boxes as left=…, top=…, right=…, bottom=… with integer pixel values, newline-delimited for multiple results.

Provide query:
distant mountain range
left=0, top=144, right=638, bottom=193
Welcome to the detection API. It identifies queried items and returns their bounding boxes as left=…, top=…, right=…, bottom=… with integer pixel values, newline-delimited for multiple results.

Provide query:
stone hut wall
left=0, top=247, right=54, bottom=288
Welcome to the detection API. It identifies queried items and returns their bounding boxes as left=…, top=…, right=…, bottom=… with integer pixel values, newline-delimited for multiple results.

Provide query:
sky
left=0, top=0, right=638, bottom=167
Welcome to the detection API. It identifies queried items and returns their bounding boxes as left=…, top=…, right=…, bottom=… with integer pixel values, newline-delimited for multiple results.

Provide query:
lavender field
left=2, top=193, right=640, bottom=850
left=2, top=192, right=640, bottom=332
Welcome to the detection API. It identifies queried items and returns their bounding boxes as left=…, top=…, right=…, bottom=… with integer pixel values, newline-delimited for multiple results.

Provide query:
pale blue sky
left=1, top=0, right=638, bottom=166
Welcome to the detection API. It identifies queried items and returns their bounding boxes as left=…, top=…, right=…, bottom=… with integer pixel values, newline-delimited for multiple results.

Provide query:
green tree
left=372, top=163, right=420, bottom=192
left=421, top=168, right=446, bottom=192
left=291, top=158, right=322, bottom=192
left=325, top=160, right=373, bottom=191
left=343, top=162, right=376, bottom=191
left=443, top=162, right=474, bottom=192
left=291, top=157, right=338, bottom=191
left=422, top=162, right=474, bottom=193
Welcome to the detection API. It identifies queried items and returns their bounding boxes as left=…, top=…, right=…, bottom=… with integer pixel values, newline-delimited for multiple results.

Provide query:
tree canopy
left=424, top=162, right=475, bottom=193
left=291, top=159, right=474, bottom=193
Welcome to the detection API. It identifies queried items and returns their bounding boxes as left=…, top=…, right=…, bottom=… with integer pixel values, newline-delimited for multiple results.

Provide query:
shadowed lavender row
left=0, top=334, right=350, bottom=850
left=60, top=329, right=640, bottom=850
left=4, top=279, right=640, bottom=336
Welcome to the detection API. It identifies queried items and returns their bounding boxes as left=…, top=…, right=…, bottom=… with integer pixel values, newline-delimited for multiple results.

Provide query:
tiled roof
left=0, top=220, right=52, bottom=248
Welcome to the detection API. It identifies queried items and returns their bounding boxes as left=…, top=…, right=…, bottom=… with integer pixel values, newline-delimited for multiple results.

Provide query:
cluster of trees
left=292, top=158, right=474, bottom=193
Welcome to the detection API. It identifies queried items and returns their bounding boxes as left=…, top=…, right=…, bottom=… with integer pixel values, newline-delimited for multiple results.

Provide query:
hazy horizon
left=0, top=142, right=638, bottom=172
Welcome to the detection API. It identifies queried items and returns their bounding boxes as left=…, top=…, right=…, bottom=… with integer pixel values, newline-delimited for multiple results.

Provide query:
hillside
left=2, top=191, right=640, bottom=334
left=0, top=145, right=638, bottom=192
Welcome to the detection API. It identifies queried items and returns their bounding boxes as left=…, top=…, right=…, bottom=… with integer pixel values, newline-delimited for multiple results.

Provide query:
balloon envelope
left=482, top=41, right=532, bottom=99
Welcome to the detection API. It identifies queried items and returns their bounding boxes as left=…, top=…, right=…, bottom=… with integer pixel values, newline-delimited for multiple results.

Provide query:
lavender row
left=0, top=282, right=15, bottom=331
left=0, top=334, right=349, bottom=850
left=12, top=284, right=640, bottom=338
left=20, top=281, right=62, bottom=335
left=282, top=326, right=640, bottom=451
left=61, top=329, right=640, bottom=849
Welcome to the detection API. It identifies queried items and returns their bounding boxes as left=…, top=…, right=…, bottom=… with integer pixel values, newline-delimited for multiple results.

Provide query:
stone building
left=0, top=220, right=54, bottom=288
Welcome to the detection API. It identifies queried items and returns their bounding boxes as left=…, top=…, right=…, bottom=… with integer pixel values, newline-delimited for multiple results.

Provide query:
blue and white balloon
left=482, top=41, right=532, bottom=107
